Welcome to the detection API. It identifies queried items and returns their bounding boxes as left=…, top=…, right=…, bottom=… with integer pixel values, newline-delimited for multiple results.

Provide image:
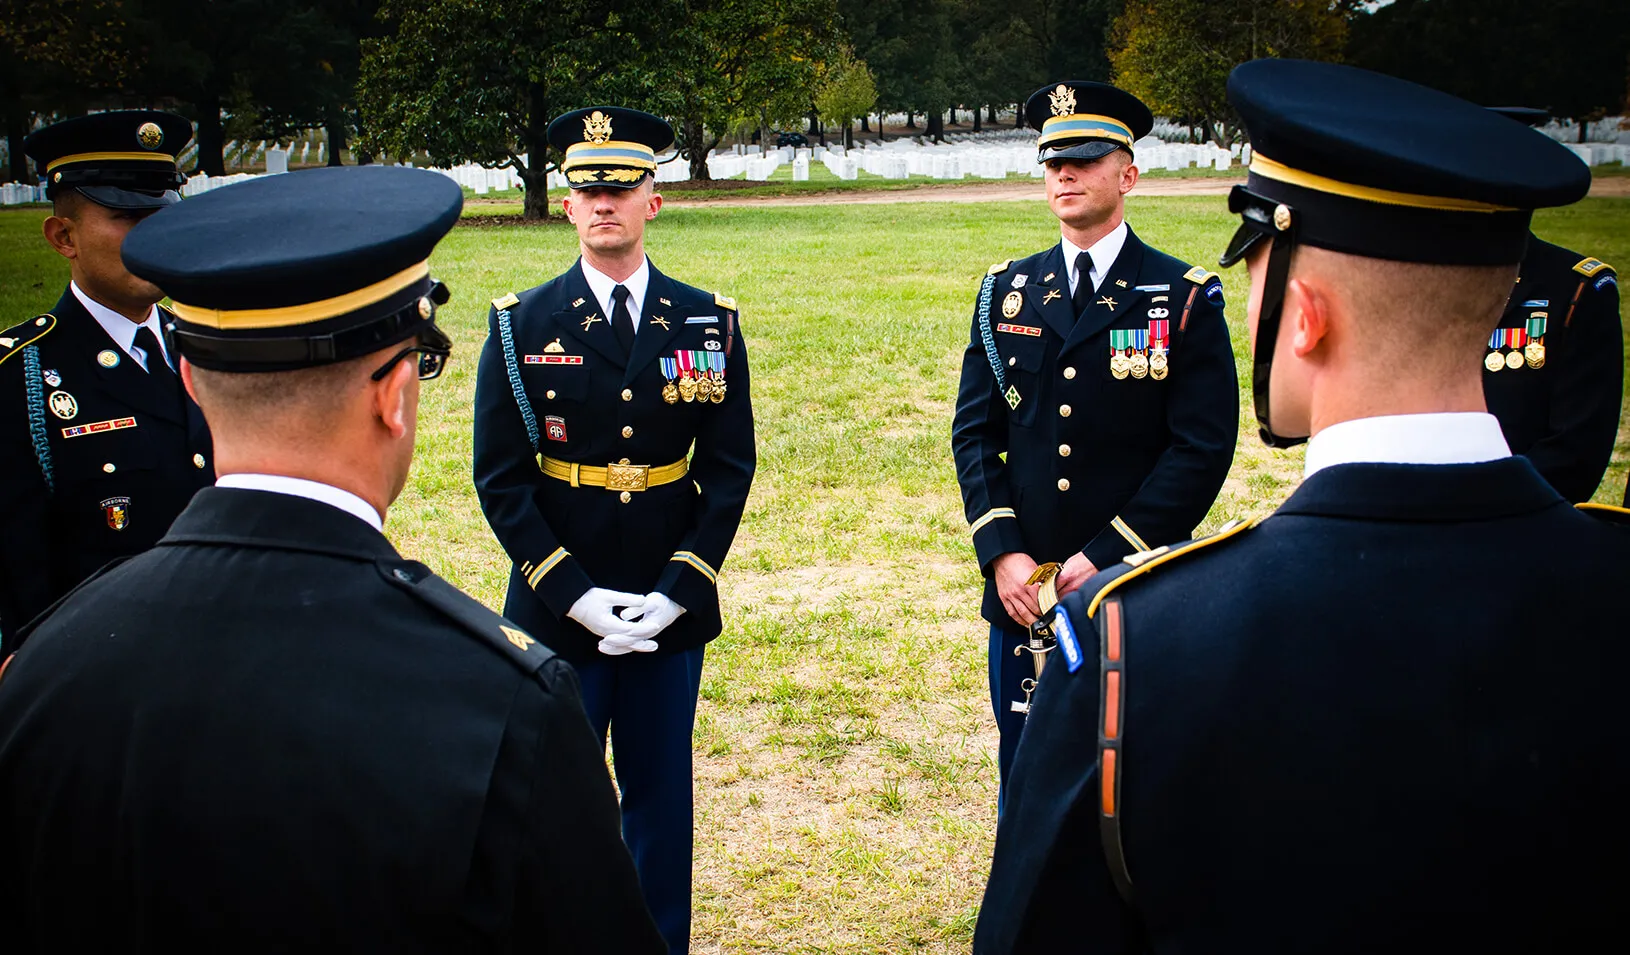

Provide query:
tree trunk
left=807, top=108, right=819, bottom=135
left=859, top=115, right=870, bottom=132
left=519, top=82, right=552, bottom=219
left=905, top=111, right=916, bottom=129
left=844, top=121, right=853, bottom=149
left=1578, top=120, right=1588, bottom=143
left=817, top=119, right=826, bottom=147
left=194, top=89, right=226, bottom=177
left=988, top=104, right=997, bottom=123
left=876, top=112, right=887, bottom=142
left=325, top=102, right=347, bottom=167
left=972, top=107, right=982, bottom=133
left=5, top=94, right=28, bottom=183
left=948, top=107, right=957, bottom=125
left=758, top=109, right=769, bottom=157
left=682, top=116, right=711, bottom=180
left=927, top=112, right=944, bottom=143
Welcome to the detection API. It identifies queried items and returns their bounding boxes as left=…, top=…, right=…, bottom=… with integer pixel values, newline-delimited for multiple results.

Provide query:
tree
left=358, top=0, right=671, bottom=219
left=1109, top=0, right=1345, bottom=146
left=815, top=49, right=878, bottom=148
left=235, top=1, right=383, bottom=166
left=1348, top=0, right=1630, bottom=142
left=0, top=0, right=134, bottom=182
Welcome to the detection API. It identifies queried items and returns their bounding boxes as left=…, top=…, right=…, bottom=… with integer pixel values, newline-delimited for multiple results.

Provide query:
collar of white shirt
left=580, top=256, right=651, bottom=332
left=1060, top=220, right=1129, bottom=297
left=1303, top=412, right=1512, bottom=479
left=215, top=473, right=385, bottom=531
left=71, top=281, right=167, bottom=372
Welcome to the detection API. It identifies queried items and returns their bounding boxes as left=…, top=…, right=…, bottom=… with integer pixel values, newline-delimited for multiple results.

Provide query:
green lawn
left=3, top=196, right=1628, bottom=952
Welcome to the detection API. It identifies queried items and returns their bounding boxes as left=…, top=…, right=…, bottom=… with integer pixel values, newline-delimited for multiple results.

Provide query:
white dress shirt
left=580, top=257, right=651, bottom=333
left=216, top=473, right=384, bottom=531
left=1061, top=220, right=1129, bottom=298
left=1303, top=412, right=1512, bottom=479
left=72, top=281, right=169, bottom=372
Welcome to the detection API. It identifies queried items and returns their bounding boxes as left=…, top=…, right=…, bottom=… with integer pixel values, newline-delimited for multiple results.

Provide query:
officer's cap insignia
left=501, top=625, right=537, bottom=651
left=492, top=292, right=519, bottom=310
left=988, top=259, right=1011, bottom=275
left=1573, top=257, right=1612, bottom=277
left=137, top=121, right=163, bottom=150
left=714, top=292, right=737, bottom=311
left=1048, top=84, right=1076, bottom=117
left=583, top=110, right=613, bottom=144
left=544, top=338, right=565, bottom=353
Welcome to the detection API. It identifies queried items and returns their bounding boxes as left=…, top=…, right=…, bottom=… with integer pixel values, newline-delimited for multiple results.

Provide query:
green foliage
left=358, top=0, right=673, bottom=216
left=815, top=49, right=879, bottom=146
left=1348, top=0, right=1630, bottom=138
left=1109, top=0, right=1346, bottom=146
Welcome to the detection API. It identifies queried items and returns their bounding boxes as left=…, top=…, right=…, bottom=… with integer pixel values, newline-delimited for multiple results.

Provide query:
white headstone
left=792, top=157, right=809, bottom=181
left=264, top=148, right=289, bottom=174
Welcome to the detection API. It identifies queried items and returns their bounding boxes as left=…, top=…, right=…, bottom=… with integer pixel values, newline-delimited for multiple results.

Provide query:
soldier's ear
left=42, top=215, right=78, bottom=261
left=373, top=354, right=417, bottom=441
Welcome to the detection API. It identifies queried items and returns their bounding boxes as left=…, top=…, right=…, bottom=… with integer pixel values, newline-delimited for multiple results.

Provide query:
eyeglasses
left=372, top=344, right=452, bottom=381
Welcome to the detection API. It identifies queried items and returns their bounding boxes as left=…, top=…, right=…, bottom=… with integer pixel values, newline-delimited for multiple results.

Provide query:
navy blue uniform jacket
left=0, top=287, right=212, bottom=643
left=952, top=229, right=1237, bottom=628
left=0, top=488, right=664, bottom=952
left=1483, top=238, right=1622, bottom=503
left=474, top=259, right=756, bottom=663
left=975, top=457, right=1630, bottom=953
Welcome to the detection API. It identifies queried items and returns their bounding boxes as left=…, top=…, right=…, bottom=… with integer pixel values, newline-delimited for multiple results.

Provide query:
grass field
left=3, top=194, right=1628, bottom=952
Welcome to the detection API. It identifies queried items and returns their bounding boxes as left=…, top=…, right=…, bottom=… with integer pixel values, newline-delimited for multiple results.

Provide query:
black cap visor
left=1038, top=140, right=1127, bottom=165
left=78, top=185, right=182, bottom=211
left=1220, top=185, right=1282, bottom=267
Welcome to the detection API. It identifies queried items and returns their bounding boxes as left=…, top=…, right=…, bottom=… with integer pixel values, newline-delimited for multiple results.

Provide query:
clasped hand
left=568, top=588, right=685, bottom=656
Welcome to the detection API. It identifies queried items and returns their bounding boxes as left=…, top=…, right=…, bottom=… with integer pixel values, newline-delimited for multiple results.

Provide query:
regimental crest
left=584, top=110, right=613, bottom=144
left=48, top=390, right=77, bottom=420
left=137, top=121, right=163, bottom=150
left=1048, top=84, right=1076, bottom=117
left=101, top=496, right=131, bottom=531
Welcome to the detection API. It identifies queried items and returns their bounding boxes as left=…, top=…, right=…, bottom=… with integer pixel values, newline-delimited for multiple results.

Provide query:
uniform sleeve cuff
left=657, top=551, right=718, bottom=611
left=1083, top=516, right=1152, bottom=571
left=521, top=548, right=593, bottom=618
left=972, top=508, right=1026, bottom=570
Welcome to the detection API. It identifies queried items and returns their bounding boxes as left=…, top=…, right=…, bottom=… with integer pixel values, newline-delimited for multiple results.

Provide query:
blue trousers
left=575, top=645, right=705, bottom=955
left=988, top=623, right=1033, bottom=813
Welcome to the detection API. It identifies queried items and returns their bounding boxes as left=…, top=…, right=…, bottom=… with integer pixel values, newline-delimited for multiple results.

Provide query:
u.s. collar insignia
left=544, top=338, right=565, bottom=354
left=580, top=314, right=601, bottom=331
left=1097, top=295, right=1117, bottom=309
left=1048, top=84, right=1076, bottom=117
left=501, top=625, right=536, bottom=651
left=659, top=297, right=673, bottom=307
left=1042, top=289, right=1062, bottom=305
left=583, top=110, right=613, bottom=144
left=1115, top=279, right=1128, bottom=288
left=571, top=297, right=586, bottom=308
left=1011, top=274, right=1028, bottom=289
left=1043, top=272, right=1055, bottom=283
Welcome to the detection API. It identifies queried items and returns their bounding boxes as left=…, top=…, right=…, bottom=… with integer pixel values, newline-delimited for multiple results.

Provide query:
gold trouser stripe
left=1250, top=153, right=1517, bottom=213
left=672, top=551, right=718, bottom=584
left=970, top=507, right=1017, bottom=535
left=1111, top=517, right=1151, bottom=553
left=170, top=261, right=430, bottom=330
left=538, top=455, right=689, bottom=489
left=47, top=151, right=176, bottom=172
left=526, top=547, right=569, bottom=588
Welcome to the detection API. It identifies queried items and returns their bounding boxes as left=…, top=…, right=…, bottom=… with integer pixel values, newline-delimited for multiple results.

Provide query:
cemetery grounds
left=1, top=192, right=1627, bottom=953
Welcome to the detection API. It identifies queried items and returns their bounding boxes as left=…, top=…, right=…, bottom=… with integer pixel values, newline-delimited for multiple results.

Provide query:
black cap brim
left=1220, top=185, right=1280, bottom=267
left=77, top=186, right=181, bottom=211
left=1038, top=141, right=1126, bottom=164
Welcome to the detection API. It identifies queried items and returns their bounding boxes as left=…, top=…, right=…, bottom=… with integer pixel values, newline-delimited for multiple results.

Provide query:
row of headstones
left=1562, top=142, right=1629, bottom=166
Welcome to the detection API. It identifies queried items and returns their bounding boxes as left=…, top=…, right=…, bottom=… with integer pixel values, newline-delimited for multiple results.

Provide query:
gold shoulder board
left=1083, top=516, right=1257, bottom=619
left=1573, top=257, right=1613, bottom=278
left=988, top=259, right=1012, bottom=275
left=714, top=292, right=737, bottom=311
left=0, top=314, right=58, bottom=368
left=1184, top=266, right=1219, bottom=285
left=492, top=292, right=520, bottom=310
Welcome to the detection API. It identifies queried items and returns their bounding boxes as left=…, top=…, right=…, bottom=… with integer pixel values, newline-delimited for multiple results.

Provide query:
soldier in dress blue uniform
left=975, top=60, right=1630, bottom=954
left=1478, top=107, right=1623, bottom=503
left=951, top=81, right=1238, bottom=797
left=0, top=166, right=663, bottom=952
left=473, top=106, right=756, bottom=954
left=0, top=111, right=213, bottom=645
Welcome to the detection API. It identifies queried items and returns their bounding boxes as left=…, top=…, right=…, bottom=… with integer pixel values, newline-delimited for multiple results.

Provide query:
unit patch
left=524, top=354, right=584, bottom=365
left=996, top=322, right=1042, bottom=337
left=62, top=416, right=136, bottom=439
left=1597, top=275, right=1617, bottom=290
left=48, top=390, right=78, bottom=420
left=101, top=496, right=131, bottom=531
left=544, top=415, right=568, bottom=442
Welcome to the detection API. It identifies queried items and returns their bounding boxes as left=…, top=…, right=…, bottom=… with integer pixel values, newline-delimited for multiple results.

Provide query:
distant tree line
left=5, top=0, right=1627, bottom=217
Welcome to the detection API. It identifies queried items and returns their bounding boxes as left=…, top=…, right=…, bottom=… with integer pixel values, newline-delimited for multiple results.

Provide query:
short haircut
left=189, top=354, right=373, bottom=437
left=51, top=188, right=85, bottom=218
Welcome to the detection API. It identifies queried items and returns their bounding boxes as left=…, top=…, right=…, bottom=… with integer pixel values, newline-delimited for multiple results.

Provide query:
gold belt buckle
left=604, top=462, right=649, bottom=492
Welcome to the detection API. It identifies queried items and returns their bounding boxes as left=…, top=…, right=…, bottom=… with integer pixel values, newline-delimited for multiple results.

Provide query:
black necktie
left=1071, top=250, right=1095, bottom=318
left=132, top=324, right=174, bottom=378
left=611, top=284, right=635, bottom=355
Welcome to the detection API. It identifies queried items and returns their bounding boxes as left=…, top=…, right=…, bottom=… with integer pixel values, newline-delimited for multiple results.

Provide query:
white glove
left=596, top=634, right=659, bottom=656
left=614, top=592, right=686, bottom=643
left=568, top=588, right=648, bottom=639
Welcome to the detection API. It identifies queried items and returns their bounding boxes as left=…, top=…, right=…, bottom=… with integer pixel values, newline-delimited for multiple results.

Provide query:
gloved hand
left=568, top=588, right=649, bottom=638
left=596, top=634, right=660, bottom=656
left=614, top=592, right=686, bottom=642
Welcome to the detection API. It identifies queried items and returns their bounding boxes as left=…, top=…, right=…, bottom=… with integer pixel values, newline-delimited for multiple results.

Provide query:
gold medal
left=1484, top=350, right=1504, bottom=373
left=1129, top=352, right=1149, bottom=379
left=678, top=375, right=698, bottom=402
left=1110, top=353, right=1130, bottom=380
left=695, top=374, right=714, bottom=401
left=710, top=375, right=726, bottom=403
left=1150, top=351, right=1169, bottom=380
left=662, top=381, right=679, bottom=404
left=1505, top=349, right=1524, bottom=371
left=1525, top=340, right=1545, bottom=368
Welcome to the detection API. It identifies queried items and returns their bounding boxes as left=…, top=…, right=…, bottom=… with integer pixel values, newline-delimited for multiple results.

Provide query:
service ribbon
left=1131, top=328, right=1148, bottom=353
left=1488, top=328, right=1506, bottom=349
left=1148, top=319, right=1169, bottom=349
left=1527, top=315, right=1547, bottom=338
left=676, top=350, right=694, bottom=379
left=1509, top=328, right=1527, bottom=349
left=660, top=356, right=678, bottom=381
